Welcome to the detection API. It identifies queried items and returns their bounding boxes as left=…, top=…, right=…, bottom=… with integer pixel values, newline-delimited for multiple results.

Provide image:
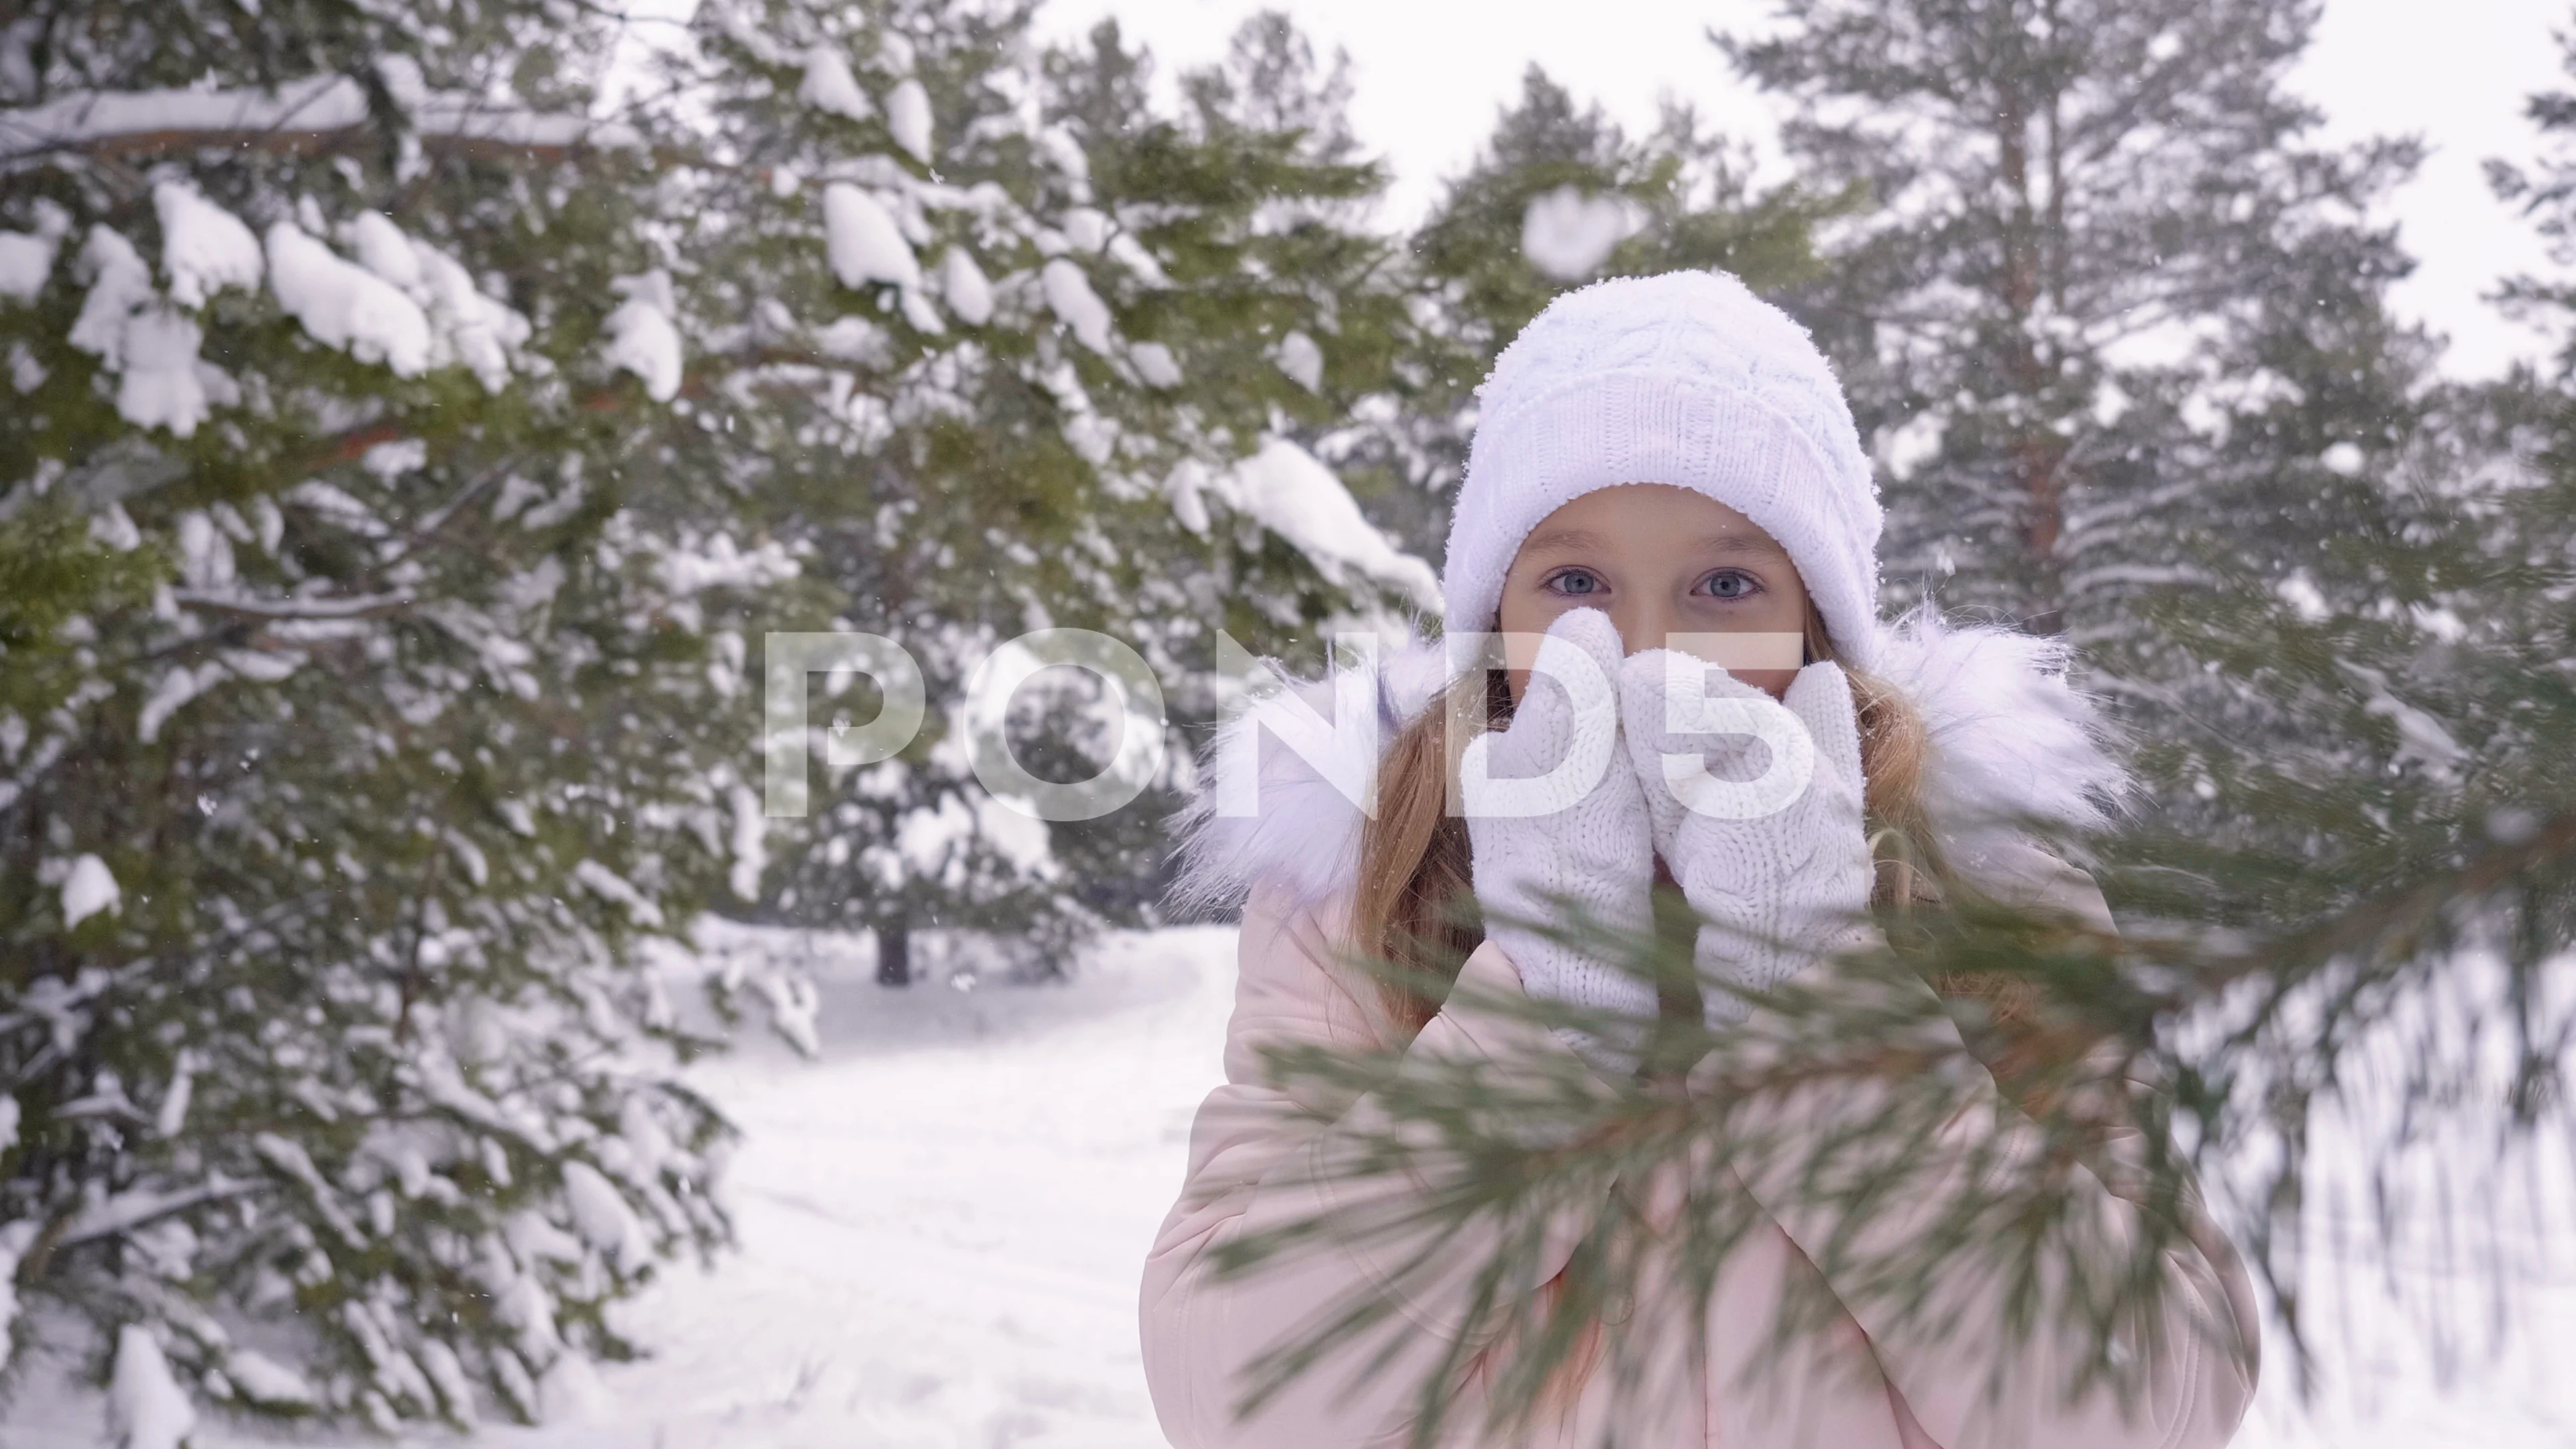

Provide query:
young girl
left=1139, top=270, right=2260, bottom=1448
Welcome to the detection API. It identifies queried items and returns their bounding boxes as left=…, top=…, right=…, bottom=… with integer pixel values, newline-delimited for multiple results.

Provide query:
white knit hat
left=1442, top=269, right=1885, bottom=669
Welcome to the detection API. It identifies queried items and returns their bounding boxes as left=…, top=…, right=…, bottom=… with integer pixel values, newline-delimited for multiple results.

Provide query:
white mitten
left=1461, top=608, right=1660, bottom=1068
left=1620, top=651, right=1874, bottom=1024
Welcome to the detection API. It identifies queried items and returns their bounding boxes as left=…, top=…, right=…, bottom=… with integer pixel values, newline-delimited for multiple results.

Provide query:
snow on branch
left=0, top=75, right=643, bottom=165
left=59, top=1178, right=263, bottom=1248
left=169, top=588, right=415, bottom=621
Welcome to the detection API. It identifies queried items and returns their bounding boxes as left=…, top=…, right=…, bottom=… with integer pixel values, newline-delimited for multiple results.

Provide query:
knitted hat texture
left=1442, top=270, right=1884, bottom=668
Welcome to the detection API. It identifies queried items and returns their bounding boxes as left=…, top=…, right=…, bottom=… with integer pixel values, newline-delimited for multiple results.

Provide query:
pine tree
left=672, top=0, right=1438, bottom=975
left=0, top=0, right=780, bottom=1426
left=1725, top=0, right=2429, bottom=659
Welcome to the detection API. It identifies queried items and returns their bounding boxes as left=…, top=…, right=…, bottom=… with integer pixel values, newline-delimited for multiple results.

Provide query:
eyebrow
left=1694, top=533, right=1788, bottom=558
left=1517, top=527, right=1788, bottom=559
left=1518, top=526, right=1609, bottom=554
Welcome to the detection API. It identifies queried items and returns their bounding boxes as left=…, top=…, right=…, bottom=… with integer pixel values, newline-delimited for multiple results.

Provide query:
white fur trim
left=1169, top=615, right=2129, bottom=914
left=1871, top=606, right=2131, bottom=885
left=1166, top=634, right=1450, bottom=917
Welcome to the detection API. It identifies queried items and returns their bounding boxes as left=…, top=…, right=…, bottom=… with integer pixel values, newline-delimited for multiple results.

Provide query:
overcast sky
left=1033, top=0, right=2572, bottom=380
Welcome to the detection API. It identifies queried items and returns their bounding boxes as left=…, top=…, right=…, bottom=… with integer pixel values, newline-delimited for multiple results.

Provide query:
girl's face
left=1495, top=484, right=1812, bottom=701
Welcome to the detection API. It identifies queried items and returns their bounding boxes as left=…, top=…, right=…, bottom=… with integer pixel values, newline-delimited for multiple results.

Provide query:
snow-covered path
left=487, top=922, right=1239, bottom=1448
left=12, top=919, right=2573, bottom=1446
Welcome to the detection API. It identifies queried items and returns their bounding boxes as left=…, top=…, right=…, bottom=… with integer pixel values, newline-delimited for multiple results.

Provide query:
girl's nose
left=1614, top=600, right=1676, bottom=657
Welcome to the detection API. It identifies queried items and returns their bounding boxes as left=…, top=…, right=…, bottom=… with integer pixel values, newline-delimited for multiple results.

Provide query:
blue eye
left=1548, top=569, right=1603, bottom=597
left=1699, top=570, right=1760, bottom=600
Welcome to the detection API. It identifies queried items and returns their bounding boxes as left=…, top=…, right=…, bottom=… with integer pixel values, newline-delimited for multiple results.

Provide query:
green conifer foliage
left=1726, top=0, right=2428, bottom=648
left=0, top=0, right=765, bottom=1424
left=671, top=1, right=1434, bottom=963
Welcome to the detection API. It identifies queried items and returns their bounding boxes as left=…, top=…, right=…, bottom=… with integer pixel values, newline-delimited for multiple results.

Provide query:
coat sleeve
left=1138, top=884, right=1611, bottom=1449
left=1725, top=862, right=2261, bottom=1449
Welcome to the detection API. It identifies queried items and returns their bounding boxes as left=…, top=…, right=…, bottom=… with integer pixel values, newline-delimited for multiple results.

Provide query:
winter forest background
left=6, top=0, right=2576, bottom=1444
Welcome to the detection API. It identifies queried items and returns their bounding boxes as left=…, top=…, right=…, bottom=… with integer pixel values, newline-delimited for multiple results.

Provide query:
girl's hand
left=1460, top=608, right=1660, bottom=1072
left=1619, top=651, right=1875, bottom=1024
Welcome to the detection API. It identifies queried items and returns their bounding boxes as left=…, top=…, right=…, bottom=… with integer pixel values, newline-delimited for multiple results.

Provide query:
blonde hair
left=1344, top=599, right=2037, bottom=1422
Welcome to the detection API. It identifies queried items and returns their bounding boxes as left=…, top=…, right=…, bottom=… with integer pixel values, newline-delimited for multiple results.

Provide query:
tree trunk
left=875, top=922, right=912, bottom=987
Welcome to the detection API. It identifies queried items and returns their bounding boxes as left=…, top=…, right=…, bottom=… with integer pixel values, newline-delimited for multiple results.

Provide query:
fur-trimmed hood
left=1169, top=610, right=2129, bottom=916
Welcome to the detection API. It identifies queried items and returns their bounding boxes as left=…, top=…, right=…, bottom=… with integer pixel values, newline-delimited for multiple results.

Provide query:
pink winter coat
left=1138, top=876, right=2261, bottom=1449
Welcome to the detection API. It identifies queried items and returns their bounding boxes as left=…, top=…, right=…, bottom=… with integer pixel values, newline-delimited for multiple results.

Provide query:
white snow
left=1131, top=340, right=1183, bottom=389
left=68, top=226, right=218, bottom=437
left=10, top=342, right=48, bottom=392
left=138, top=662, right=224, bottom=743
left=1062, top=206, right=1111, bottom=252
left=1223, top=435, right=1442, bottom=609
left=2367, top=691, right=2466, bottom=771
left=444, top=277, right=523, bottom=385
left=154, top=183, right=262, bottom=308
left=728, top=785, right=768, bottom=902
left=60, top=853, right=119, bottom=928
left=1110, top=230, right=1173, bottom=288
left=1042, top=258, right=1116, bottom=354
left=347, top=212, right=423, bottom=290
left=571, top=859, right=665, bottom=928
left=407, top=96, right=645, bottom=151
left=111, top=309, right=215, bottom=438
left=90, top=503, right=142, bottom=551
left=938, top=246, right=994, bottom=325
left=898, top=284, right=947, bottom=334
left=0, top=236, right=54, bottom=301
left=2277, top=570, right=2332, bottom=623
left=559, top=1160, right=647, bottom=1271
left=822, top=183, right=922, bottom=291
left=1519, top=183, right=1646, bottom=281
left=974, top=790, right=1057, bottom=877
left=2, top=78, right=641, bottom=181
left=422, top=246, right=528, bottom=389
left=0, top=76, right=638, bottom=156
left=887, top=78, right=934, bottom=162
left=817, top=315, right=895, bottom=366
left=311, top=214, right=527, bottom=390
left=0, top=201, right=69, bottom=302
left=264, top=221, right=433, bottom=377
left=216, top=1352, right=314, bottom=1409
left=1274, top=328, right=1324, bottom=391
left=107, top=1326, right=194, bottom=1449
left=655, top=532, right=798, bottom=596
left=7, top=76, right=367, bottom=145
left=413, top=246, right=529, bottom=393
left=2320, top=441, right=2367, bottom=476
left=1876, top=409, right=1948, bottom=482
left=360, top=438, right=428, bottom=481
left=602, top=269, right=684, bottom=402
left=895, top=794, right=979, bottom=883
left=513, top=922, right=1234, bottom=1446
left=0, top=1220, right=26, bottom=1374
left=797, top=44, right=875, bottom=121
left=153, top=1052, right=194, bottom=1138
left=66, top=228, right=152, bottom=360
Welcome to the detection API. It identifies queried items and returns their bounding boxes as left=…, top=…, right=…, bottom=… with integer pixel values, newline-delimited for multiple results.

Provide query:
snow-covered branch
left=0, top=75, right=644, bottom=166
left=169, top=589, right=416, bottom=621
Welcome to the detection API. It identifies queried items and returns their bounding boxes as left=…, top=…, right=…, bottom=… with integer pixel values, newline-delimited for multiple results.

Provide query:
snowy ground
left=11, top=919, right=2575, bottom=1446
